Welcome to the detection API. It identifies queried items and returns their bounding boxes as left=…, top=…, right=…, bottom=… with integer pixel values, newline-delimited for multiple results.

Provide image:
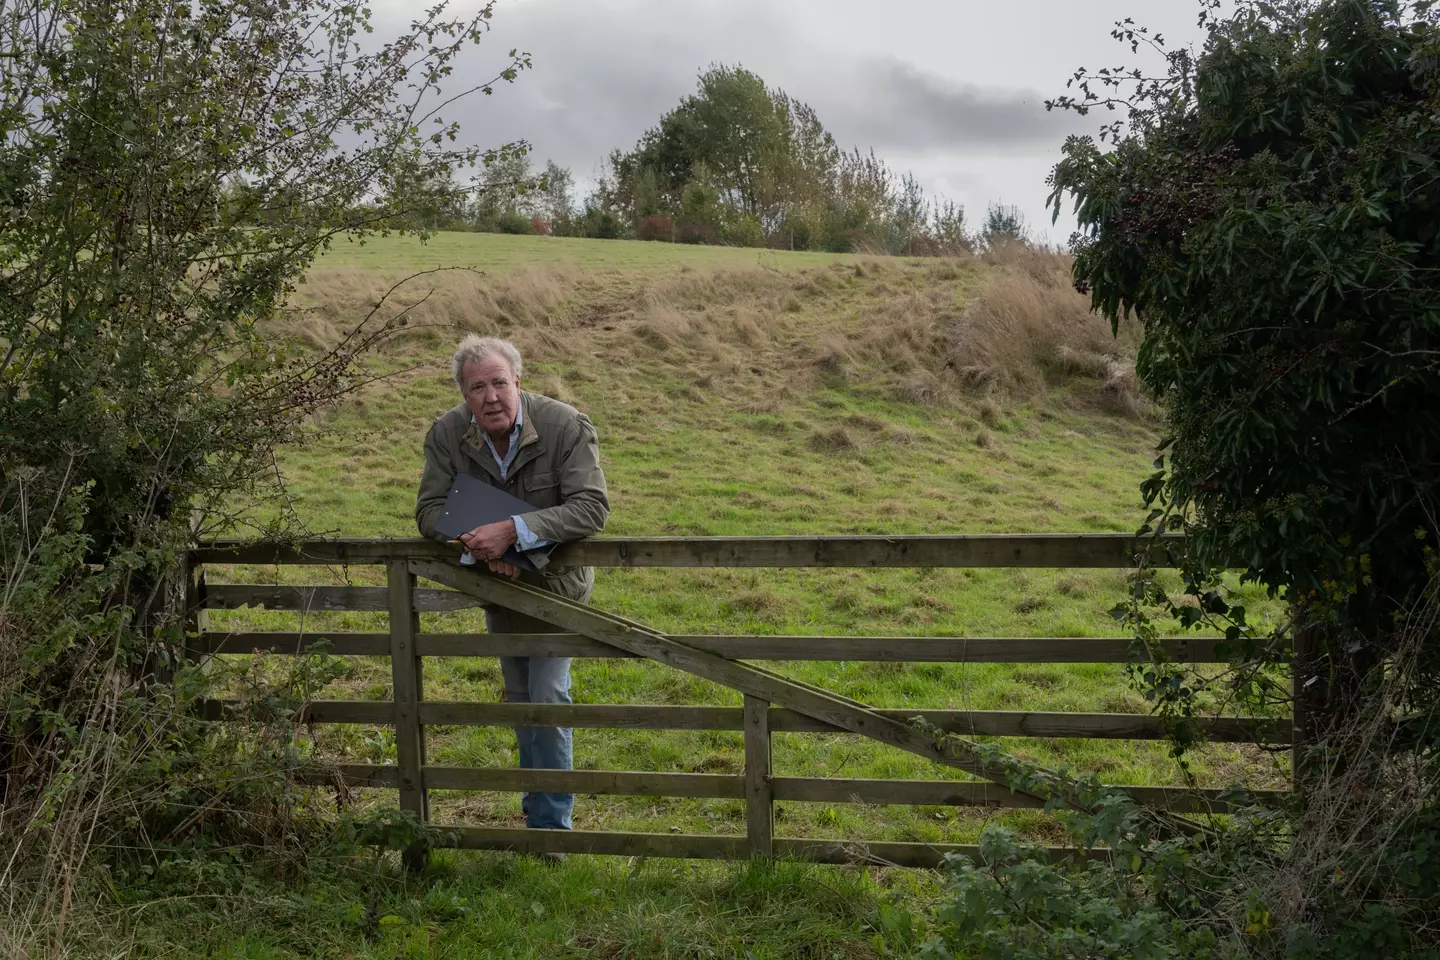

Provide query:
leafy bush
left=637, top=214, right=675, bottom=242
left=921, top=635, right=1440, bottom=958
left=0, top=0, right=526, bottom=941
left=920, top=827, right=1208, bottom=960
left=492, top=209, right=533, bottom=235
left=920, top=1, right=1440, bottom=956
left=978, top=203, right=1028, bottom=248
left=580, top=206, right=623, bottom=240
left=725, top=215, right=766, bottom=248
left=1052, top=0, right=1440, bottom=666
left=676, top=220, right=721, bottom=245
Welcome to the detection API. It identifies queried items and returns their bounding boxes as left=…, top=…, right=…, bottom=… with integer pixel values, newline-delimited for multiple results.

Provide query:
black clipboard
left=436, top=472, right=542, bottom=571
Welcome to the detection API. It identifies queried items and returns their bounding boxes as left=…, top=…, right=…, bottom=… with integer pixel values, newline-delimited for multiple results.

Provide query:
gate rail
left=187, top=534, right=1292, bottom=869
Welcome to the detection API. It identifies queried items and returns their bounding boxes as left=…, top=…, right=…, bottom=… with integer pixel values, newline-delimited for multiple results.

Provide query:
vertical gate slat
left=388, top=559, right=429, bottom=870
left=744, top=695, right=773, bottom=857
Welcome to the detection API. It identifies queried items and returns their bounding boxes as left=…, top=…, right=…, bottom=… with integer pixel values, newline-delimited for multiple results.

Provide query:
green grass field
left=186, top=231, right=1286, bottom=958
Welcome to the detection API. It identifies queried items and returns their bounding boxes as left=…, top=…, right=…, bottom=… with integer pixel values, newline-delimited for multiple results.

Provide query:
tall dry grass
left=284, top=249, right=1144, bottom=418
left=950, top=244, right=1143, bottom=415
left=284, top=264, right=585, bottom=347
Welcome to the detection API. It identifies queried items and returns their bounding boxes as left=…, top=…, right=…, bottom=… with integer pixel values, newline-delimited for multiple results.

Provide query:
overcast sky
left=386, top=0, right=1212, bottom=243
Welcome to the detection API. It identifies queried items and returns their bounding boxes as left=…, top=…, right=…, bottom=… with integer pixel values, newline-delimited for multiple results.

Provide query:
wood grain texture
left=194, top=533, right=1187, bottom=569
left=197, top=630, right=1226, bottom=663
left=435, top=826, right=1100, bottom=867
left=744, top=695, right=773, bottom=856
left=422, top=766, right=743, bottom=798
left=200, top=584, right=486, bottom=613
left=388, top=561, right=428, bottom=870
left=293, top=763, right=1285, bottom=813
left=203, top=699, right=1289, bottom=744
left=412, top=633, right=1225, bottom=663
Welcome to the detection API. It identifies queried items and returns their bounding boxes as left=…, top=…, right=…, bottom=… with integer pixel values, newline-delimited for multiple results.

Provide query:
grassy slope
left=187, top=232, right=1284, bottom=958
left=313, top=230, right=873, bottom=273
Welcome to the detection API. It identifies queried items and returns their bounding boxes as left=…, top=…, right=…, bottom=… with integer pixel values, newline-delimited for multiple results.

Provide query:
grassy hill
left=183, top=232, right=1284, bottom=958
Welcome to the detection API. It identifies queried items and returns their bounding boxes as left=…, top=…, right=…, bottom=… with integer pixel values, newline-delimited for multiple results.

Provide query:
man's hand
left=460, top=519, right=518, bottom=561
left=487, top=558, right=522, bottom=579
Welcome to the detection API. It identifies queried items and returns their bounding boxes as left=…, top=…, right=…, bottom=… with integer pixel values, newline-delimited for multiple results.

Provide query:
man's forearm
left=517, top=491, right=609, bottom=544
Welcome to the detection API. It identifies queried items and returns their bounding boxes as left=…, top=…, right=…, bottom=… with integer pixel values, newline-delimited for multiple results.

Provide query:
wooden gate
left=189, top=534, right=1291, bottom=868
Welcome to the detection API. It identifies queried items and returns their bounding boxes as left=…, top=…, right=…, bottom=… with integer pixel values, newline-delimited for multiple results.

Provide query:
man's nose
left=481, top=385, right=499, bottom=403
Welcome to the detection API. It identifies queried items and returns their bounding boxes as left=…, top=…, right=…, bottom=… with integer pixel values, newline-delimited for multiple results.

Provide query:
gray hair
left=452, top=334, right=523, bottom=387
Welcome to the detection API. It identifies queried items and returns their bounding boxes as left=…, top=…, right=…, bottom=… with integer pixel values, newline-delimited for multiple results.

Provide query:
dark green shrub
left=725, top=214, right=765, bottom=248
left=924, top=1, right=1440, bottom=955
left=493, top=209, right=532, bottom=234
left=637, top=214, right=674, bottom=241
left=0, top=0, right=526, bottom=937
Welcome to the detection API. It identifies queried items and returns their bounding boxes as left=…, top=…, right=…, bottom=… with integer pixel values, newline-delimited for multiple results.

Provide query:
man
left=416, top=334, right=609, bottom=843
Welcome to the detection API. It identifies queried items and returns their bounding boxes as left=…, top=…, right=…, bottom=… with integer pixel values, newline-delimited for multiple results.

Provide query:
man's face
left=461, top=356, right=521, bottom=436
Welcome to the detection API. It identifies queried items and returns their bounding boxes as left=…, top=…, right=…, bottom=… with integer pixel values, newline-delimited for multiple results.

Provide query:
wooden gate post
left=182, top=558, right=208, bottom=666
left=388, top=559, right=429, bottom=870
left=743, top=695, right=773, bottom=856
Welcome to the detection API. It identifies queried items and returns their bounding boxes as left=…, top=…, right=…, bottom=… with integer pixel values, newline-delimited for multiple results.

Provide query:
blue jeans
left=487, top=610, right=573, bottom=831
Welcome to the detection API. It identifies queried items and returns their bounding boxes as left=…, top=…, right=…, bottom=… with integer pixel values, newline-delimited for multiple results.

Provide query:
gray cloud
left=364, top=0, right=1197, bottom=240
left=408, top=0, right=1084, bottom=179
left=811, top=57, right=1085, bottom=155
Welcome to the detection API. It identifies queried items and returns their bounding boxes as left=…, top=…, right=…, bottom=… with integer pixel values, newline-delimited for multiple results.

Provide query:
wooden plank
left=194, top=630, right=1226, bottom=664
left=204, top=698, right=1289, bottom=745
left=204, top=584, right=389, bottom=612
left=194, top=538, right=458, bottom=565
left=288, top=765, right=1285, bottom=816
left=415, top=633, right=1225, bottom=663
left=193, top=632, right=392, bottom=656
left=408, top=560, right=1052, bottom=806
left=195, top=533, right=1187, bottom=569
left=420, top=702, right=743, bottom=729
left=443, top=825, right=747, bottom=859
left=771, top=778, right=1286, bottom=813
left=422, top=766, right=743, bottom=798
left=776, top=838, right=1104, bottom=868
left=388, top=561, right=428, bottom=870
left=554, top=534, right=1180, bottom=569
left=434, top=826, right=1091, bottom=868
left=744, top=696, right=773, bottom=856
left=200, top=585, right=484, bottom=613
left=182, top=562, right=208, bottom=664
left=415, top=589, right=488, bottom=612
left=771, top=709, right=1292, bottom=743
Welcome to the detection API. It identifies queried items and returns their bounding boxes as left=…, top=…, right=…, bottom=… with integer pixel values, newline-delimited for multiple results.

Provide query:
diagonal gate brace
left=410, top=559, right=1055, bottom=806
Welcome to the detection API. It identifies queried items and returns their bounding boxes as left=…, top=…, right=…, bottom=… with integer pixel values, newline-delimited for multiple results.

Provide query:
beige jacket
left=415, top=391, right=609, bottom=602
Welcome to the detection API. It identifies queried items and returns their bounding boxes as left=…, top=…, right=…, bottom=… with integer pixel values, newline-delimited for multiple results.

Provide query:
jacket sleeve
left=415, top=420, right=455, bottom=542
left=516, top=412, right=609, bottom=563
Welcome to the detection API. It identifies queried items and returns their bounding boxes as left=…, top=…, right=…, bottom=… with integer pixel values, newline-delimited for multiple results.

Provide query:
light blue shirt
left=473, top=406, right=550, bottom=552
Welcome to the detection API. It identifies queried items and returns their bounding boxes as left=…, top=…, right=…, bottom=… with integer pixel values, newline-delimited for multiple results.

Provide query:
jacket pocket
left=523, top=470, right=560, bottom=507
